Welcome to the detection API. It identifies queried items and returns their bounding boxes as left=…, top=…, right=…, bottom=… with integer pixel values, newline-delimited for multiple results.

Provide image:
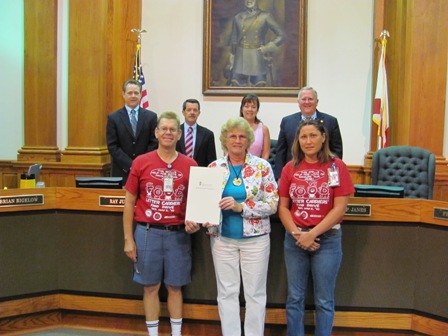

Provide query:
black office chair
left=371, top=146, right=436, bottom=199
left=28, top=164, right=42, bottom=181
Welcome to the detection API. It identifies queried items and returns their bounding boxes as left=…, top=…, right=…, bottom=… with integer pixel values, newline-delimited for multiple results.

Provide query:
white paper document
left=186, top=166, right=223, bottom=224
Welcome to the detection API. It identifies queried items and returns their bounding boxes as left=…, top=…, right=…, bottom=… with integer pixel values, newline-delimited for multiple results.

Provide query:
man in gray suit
left=176, top=99, right=217, bottom=167
left=275, top=86, right=343, bottom=179
left=106, top=79, right=158, bottom=184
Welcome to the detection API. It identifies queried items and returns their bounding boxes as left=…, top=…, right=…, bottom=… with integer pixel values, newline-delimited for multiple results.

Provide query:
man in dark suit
left=106, top=79, right=158, bottom=184
left=176, top=98, right=217, bottom=167
left=275, top=86, right=343, bottom=179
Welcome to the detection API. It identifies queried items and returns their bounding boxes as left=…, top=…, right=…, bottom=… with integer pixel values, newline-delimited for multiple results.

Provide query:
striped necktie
left=130, top=110, right=137, bottom=136
left=185, top=126, right=194, bottom=158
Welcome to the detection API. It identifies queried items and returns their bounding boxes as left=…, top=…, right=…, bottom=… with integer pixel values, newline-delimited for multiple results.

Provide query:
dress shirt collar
left=125, top=105, right=139, bottom=117
left=184, top=123, right=197, bottom=133
left=301, top=112, right=317, bottom=120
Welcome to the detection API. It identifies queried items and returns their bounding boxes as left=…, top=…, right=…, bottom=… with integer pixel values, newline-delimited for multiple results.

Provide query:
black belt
left=296, top=227, right=339, bottom=237
left=137, top=222, right=185, bottom=231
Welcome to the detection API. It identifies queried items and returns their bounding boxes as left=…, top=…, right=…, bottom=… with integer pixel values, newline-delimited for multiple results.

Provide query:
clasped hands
left=292, top=231, right=321, bottom=252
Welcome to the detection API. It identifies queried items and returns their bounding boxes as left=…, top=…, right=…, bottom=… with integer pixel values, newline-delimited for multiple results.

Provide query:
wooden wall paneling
left=18, top=0, right=60, bottom=163
left=62, top=0, right=142, bottom=164
left=63, top=0, right=109, bottom=164
left=385, top=0, right=411, bottom=147
left=369, top=0, right=448, bottom=200
left=109, top=0, right=142, bottom=113
left=380, top=0, right=448, bottom=154
left=433, top=173, right=448, bottom=201
left=1, top=161, right=447, bottom=200
left=0, top=174, right=19, bottom=190
left=1, top=192, right=447, bottom=333
left=0, top=161, right=110, bottom=189
left=0, top=295, right=60, bottom=320
left=2, top=157, right=446, bottom=199
left=40, top=163, right=111, bottom=187
left=405, top=1, right=447, bottom=155
left=347, top=165, right=366, bottom=185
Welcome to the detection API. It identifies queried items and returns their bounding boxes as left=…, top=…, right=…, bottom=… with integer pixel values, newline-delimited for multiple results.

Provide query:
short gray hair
left=219, top=117, right=255, bottom=152
left=298, top=86, right=318, bottom=100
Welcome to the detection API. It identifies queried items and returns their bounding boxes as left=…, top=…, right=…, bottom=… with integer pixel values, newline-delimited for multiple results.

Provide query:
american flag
left=133, top=49, right=149, bottom=109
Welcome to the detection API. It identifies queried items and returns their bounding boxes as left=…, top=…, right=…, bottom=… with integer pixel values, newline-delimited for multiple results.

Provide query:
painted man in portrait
left=228, top=0, right=286, bottom=87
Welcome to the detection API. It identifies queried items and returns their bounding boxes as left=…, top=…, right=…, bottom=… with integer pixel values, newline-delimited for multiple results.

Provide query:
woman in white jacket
left=186, top=117, right=278, bottom=336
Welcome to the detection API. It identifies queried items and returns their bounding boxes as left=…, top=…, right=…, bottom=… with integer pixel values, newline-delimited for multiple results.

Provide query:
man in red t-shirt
left=123, top=111, right=197, bottom=336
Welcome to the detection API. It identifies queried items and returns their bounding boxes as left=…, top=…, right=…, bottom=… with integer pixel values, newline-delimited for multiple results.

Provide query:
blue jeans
left=284, top=229, right=342, bottom=336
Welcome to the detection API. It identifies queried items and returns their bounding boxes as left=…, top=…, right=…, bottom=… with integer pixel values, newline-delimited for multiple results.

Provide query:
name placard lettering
left=99, top=196, right=125, bottom=207
left=433, top=207, right=448, bottom=221
left=0, top=194, right=44, bottom=207
left=345, top=204, right=371, bottom=217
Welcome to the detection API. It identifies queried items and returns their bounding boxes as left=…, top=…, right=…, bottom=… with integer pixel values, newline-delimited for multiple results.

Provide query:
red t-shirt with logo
left=125, top=151, right=198, bottom=224
left=279, top=158, right=354, bottom=228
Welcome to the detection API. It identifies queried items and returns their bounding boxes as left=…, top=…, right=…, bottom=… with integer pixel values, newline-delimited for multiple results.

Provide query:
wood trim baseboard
left=1, top=294, right=446, bottom=335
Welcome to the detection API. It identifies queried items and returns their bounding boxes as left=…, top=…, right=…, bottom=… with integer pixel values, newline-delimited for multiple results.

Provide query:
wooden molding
left=17, top=146, right=61, bottom=162
left=1, top=187, right=448, bottom=227
left=0, top=162, right=110, bottom=189
left=0, top=294, right=446, bottom=334
left=60, top=147, right=110, bottom=164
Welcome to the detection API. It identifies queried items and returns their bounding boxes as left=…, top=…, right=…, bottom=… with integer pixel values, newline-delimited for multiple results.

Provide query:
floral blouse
left=207, top=153, right=279, bottom=238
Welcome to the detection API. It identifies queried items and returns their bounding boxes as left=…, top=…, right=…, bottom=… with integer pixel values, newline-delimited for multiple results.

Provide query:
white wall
left=141, top=0, right=374, bottom=163
left=2, top=0, right=448, bottom=165
left=0, top=1, right=24, bottom=159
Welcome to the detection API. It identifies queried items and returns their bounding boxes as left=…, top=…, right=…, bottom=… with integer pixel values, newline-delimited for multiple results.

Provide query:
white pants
left=211, top=234, right=270, bottom=336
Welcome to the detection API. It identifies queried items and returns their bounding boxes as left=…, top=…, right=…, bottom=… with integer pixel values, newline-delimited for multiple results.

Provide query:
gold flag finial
left=131, top=29, right=147, bottom=81
left=379, top=30, right=390, bottom=47
left=131, top=28, right=147, bottom=44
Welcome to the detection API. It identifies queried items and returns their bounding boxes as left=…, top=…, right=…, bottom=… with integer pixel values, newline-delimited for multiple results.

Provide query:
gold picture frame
left=203, top=0, right=307, bottom=97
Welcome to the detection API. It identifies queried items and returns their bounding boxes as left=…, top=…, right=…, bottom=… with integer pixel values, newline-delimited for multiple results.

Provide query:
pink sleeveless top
left=249, top=123, right=264, bottom=157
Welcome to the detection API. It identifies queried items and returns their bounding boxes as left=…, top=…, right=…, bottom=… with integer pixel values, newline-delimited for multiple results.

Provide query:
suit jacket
left=176, top=123, right=217, bottom=167
left=106, top=106, right=158, bottom=183
left=274, top=110, right=343, bottom=179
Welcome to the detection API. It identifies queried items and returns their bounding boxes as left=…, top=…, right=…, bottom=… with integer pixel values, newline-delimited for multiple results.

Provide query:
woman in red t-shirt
left=278, top=119, right=354, bottom=336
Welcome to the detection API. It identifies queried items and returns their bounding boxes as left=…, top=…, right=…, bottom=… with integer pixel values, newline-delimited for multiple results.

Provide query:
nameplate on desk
left=345, top=204, right=371, bottom=216
left=0, top=194, right=44, bottom=207
left=433, top=207, right=448, bottom=221
left=99, top=196, right=125, bottom=207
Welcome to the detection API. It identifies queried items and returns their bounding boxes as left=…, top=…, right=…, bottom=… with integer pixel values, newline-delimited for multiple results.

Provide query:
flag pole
left=379, top=30, right=389, bottom=149
left=373, top=29, right=390, bottom=149
left=130, top=28, right=149, bottom=109
left=131, top=29, right=147, bottom=80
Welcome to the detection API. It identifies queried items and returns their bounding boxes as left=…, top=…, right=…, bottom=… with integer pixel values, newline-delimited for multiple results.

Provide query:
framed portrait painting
left=203, top=0, right=307, bottom=96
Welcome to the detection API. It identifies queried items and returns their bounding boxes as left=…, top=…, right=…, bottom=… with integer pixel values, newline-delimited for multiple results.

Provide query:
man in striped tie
left=176, top=98, right=217, bottom=167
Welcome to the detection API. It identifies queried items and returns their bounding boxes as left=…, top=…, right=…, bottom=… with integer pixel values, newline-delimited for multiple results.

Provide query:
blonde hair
left=219, top=117, right=255, bottom=152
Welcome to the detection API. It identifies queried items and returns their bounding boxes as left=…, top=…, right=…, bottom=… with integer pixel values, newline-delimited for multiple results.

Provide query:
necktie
left=185, top=127, right=194, bottom=158
left=130, top=110, right=137, bottom=136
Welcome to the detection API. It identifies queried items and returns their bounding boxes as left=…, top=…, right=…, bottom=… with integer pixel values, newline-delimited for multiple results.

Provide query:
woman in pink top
left=239, top=94, right=271, bottom=160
